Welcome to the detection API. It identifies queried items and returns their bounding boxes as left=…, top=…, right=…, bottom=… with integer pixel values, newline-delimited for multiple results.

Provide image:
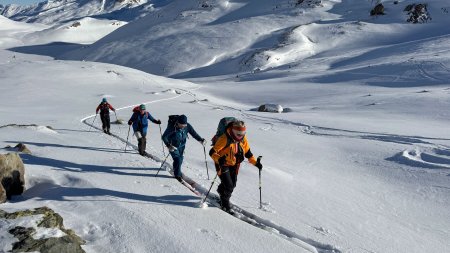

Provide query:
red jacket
left=96, top=103, right=115, bottom=114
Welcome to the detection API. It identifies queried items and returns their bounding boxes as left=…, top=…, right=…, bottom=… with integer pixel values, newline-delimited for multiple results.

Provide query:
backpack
left=211, top=117, right=237, bottom=145
left=98, top=103, right=110, bottom=114
left=132, top=106, right=140, bottom=113
left=168, top=115, right=180, bottom=126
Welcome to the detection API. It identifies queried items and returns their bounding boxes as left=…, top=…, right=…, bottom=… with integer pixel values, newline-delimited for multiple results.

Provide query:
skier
left=95, top=98, right=116, bottom=134
left=128, top=104, right=161, bottom=156
left=209, top=120, right=263, bottom=213
left=162, top=114, right=206, bottom=181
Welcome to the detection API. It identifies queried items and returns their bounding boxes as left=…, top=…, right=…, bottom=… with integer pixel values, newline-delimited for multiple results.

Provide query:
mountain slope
left=1, top=0, right=149, bottom=24
left=54, top=0, right=450, bottom=79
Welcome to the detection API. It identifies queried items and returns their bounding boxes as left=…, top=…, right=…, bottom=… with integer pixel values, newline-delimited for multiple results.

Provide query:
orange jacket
left=209, top=128, right=257, bottom=167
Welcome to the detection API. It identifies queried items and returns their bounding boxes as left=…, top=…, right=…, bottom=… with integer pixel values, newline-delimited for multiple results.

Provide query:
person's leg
left=172, top=152, right=183, bottom=180
left=141, top=136, right=147, bottom=155
left=100, top=114, right=107, bottom=133
left=135, top=131, right=144, bottom=155
left=217, top=166, right=235, bottom=211
left=105, top=114, right=111, bottom=134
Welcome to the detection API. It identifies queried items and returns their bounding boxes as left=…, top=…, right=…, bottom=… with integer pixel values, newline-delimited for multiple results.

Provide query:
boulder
left=0, top=153, right=25, bottom=202
left=370, top=3, right=385, bottom=16
left=258, top=104, right=283, bottom=113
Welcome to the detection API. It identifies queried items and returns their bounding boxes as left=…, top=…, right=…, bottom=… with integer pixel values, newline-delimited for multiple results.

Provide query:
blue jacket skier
left=128, top=104, right=161, bottom=155
left=162, top=114, right=206, bottom=181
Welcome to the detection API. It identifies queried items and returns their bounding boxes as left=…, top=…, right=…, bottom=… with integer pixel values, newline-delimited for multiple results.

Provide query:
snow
left=1, top=1, right=450, bottom=253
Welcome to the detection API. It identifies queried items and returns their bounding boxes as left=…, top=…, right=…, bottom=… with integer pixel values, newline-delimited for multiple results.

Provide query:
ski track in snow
left=81, top=87, right=341, bottom=253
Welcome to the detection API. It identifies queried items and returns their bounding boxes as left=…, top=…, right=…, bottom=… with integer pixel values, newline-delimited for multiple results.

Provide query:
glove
left=168, top=145, right=177, bottom=152
left=156, top=119, right=161, bottom=124
left=255, top=160, right=263, bottom=170
left=128, top=120, right=132, bottom=126
left=200, top=138, right=207, bottom=146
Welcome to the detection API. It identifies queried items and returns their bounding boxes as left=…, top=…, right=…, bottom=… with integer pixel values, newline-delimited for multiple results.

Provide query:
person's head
left=176, top=115, right=187, bottom=129
left=230, top=120, right=246, bottom=141
left=139, top=104, right=146, bottom=114
left=102, top=98, right=107, bottom=103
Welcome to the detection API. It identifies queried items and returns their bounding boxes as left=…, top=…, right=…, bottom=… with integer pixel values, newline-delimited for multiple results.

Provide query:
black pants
left=217, top=165, right=239, bottom=210
left=138, top=136, right=147, bottom=155
left=100, top=113, right=110, bottom=132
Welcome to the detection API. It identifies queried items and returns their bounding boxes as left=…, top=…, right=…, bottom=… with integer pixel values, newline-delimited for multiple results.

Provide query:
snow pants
left=100, top=113, right=111, bottom=132
left=169, top=146, right=185, bottom=178
left=135, top=131, right=147, bottom=155
left=217, top=165, right=239, bottom=210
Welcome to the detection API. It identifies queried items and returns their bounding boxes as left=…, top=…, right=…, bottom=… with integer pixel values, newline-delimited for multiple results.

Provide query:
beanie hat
left=140, top=104, right=146, bottom=110
left=178, top=115, right=187, bottom=124
left=102, top=98, right=107, bottom=103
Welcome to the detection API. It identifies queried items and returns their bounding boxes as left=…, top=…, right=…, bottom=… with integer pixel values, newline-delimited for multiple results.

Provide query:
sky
left=0, top=0, right=40, bottom=5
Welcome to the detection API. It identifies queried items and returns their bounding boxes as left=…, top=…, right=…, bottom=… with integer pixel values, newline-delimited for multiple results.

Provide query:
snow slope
left=1, top=0, right=149, bottom=24
left=1, top=0, right=450, bottom=253
left=51, top=0, right=450, bottom=78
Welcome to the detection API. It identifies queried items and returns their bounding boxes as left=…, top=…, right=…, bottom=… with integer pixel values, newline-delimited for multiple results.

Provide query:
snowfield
left=1, top=0, right=450, bottom=253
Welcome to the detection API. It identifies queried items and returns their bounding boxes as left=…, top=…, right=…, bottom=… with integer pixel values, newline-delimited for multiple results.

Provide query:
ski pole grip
left=257, top=156, right=262, bottom=164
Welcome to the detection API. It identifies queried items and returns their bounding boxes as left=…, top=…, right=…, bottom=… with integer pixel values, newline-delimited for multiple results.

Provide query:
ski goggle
left=232, top=128, right=246, bottom=137
left=177, top=123, right=187, bottom=128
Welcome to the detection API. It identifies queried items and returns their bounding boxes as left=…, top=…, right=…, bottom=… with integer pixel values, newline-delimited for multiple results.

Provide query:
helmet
left=230, top=121, right=246, bottom=141
left=140, top=104, right=146, bottom=110
left=102, top=98, right=107, bottom=103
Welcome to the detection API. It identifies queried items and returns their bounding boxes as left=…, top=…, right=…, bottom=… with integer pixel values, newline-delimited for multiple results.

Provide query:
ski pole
left=200, top=171, right=219, bottom=206
left=114, top=111, right=119, bottom=122
left=203, top=145, right=210, bottom=180
left=257, top=156, right=263, bottom=209
left=89, top=114, right=98, bottom=132
left=159, top=124, right=166, bottom=157
left=124, top=125, right=131, bottom=152
left=155, top=152, right=171, bottom=177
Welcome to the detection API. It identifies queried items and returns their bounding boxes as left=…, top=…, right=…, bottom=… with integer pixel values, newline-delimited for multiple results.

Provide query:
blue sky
left=0, top=0, right=41, bottom=5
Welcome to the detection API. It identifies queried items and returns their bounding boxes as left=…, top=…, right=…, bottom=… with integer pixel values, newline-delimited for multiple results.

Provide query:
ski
left=179, top=178, right=202, bottom=197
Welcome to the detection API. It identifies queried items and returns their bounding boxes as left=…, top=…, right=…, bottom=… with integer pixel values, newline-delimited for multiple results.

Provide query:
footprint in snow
left=198, top=228, right=222, bottom=240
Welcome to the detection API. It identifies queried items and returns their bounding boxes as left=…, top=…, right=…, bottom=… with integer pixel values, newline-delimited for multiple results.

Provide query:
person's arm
left=128, top=112, right=137, bottom=125
left=162, top=126, right=172, bottom=147
left=242, top=136, right=261, bottom=169
left=147, top=112, right=160, bottom=124
left=209, top=134, right=227, bottom=164
left=95, top=105, right=100, bottom=114
left=108, top=104, right=115, bottom=111
left=187, top=124, right=203, bottom=142
left=242, top=137, right=257, bottom=165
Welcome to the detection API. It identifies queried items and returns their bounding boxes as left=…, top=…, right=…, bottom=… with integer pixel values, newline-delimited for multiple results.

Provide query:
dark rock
left=405, top=3, right=431, bottom=23
left=258, top=104, right=284, bottom=113
left=370, top=3, right=385, bottom=16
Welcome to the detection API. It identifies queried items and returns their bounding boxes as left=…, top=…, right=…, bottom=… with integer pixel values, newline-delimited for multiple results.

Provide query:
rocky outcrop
left=370, top=3, right=385, bottom=16
left=258, top=104, right=284, bottom=113
left=405, top=3, right=431, bottom=23
left=1, top=207, right=86, bottom=253
left=0, top=153, right=25, bottom=203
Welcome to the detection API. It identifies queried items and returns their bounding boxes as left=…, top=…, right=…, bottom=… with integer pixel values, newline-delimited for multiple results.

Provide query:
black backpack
left=168, top=115, right=180, bottom=126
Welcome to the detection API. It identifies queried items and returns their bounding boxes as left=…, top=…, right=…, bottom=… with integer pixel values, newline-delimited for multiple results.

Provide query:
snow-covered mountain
left=55, top=0, right=450, bottom=78
left=1, top=0, right=150, bottom=24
